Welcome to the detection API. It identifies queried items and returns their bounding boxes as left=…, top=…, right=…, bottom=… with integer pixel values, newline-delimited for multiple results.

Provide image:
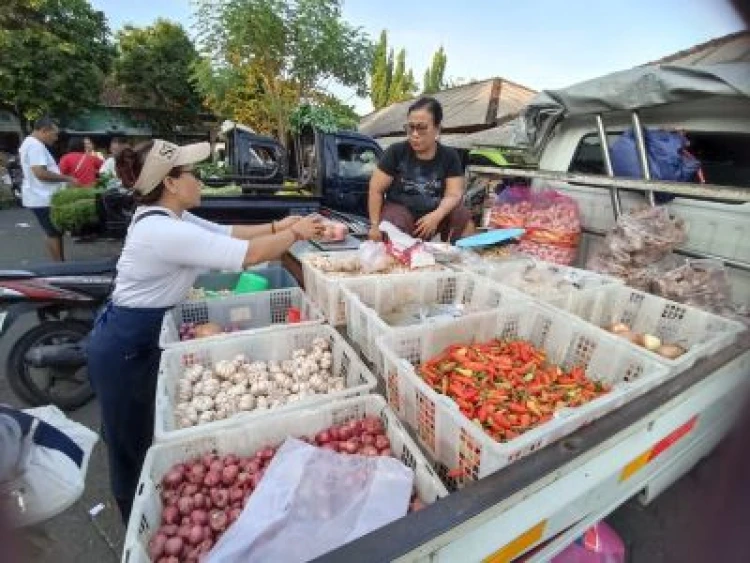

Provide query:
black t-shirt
left=377, top=141, right=463, bottom=215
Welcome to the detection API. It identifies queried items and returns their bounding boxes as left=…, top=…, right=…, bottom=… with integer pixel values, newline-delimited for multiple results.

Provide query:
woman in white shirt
left=86, top=139, right=322, bottom=521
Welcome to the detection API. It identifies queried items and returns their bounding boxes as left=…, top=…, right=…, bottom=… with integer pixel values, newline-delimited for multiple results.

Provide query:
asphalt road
left=0, top=205, right=725, bottom=562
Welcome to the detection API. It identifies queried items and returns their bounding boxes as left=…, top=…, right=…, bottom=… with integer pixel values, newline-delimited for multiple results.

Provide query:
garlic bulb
left=312, top=337, right=329, bottom=351
left=238, top=395, right=255, bottom=411
left=292, top=348, right=307, bottom=360
left=268, top=360, right=281, bottom=372
left=232, top=354, right=247, bottom=367
left=201, top=378, right=221, bottom=397
left=214, top=360, right=236, bottom=380
left=227, top=383, right=246, bottom=397
left=281, top=360, right=295, bottom=375
left=184, top=365, right=204, bottom=383
left=191, top=395, right=214, bottom=413
left=256, top=396, right=269, bottom=409
left=198, top=410, right=216, bottom=423
left=215, top=406, right=228, bottom=420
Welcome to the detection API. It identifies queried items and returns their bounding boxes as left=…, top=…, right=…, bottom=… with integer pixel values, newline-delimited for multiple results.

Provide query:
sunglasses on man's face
left=404, top=122, right=431, bottom=135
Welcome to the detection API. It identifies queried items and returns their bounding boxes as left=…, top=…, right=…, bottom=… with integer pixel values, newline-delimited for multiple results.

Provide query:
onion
left=229, top=507, right=243, bottom=523
left=362, top=416, right=384, bottom=435
left=157, top=556, right=180, bottom=563
left=193, top=493, right=206, bottom=509
left=229, top=486, right=245, bottom=503
left=222, top=464, right=239, bottom=486
left=189, top=464, right=206, bottom=485
left=209, top=510, right=228, bottom=533
left=374, top=435, right=390, bottom=451
left=177, top=524, right=192, bottom=539
left=161, top=490, right=178, bottom=506
left=657, top=343, right=686, bottom=359
left=380, top=448, right=392, bottom=457
left=183, top=483, right=198, bottom=496
left=338, top=426, right=353, bottom=441
left=181, top=516, right=191, bottom=527
left=340, top=440, right=358, bottom=454
left=224, top=454, right=240, bottom=466
left=249, top=472, right=263, bottom=489
left=360, top=445, right=378, bottom=456
left=177, top=496, right=194, bottom=516
left=608, top=322, right=631, bottom=334
left=161, top=524, right=178, bottom=537
left=209, top=459, right=224, bottom=474
left=190, top=509, right=208, bottom=526
left=203, top=526, right=212, bottom=541
left=211, top=488, right=229, bottom=509
left=361, top=434, right=375, bottom=446
left=321, top=443, right=337, bottom=452
left=315, top=430, right=331, bottom=445
left=163, top=468, right=184, bottom=489
left=202, top=453, right=217, bottom=468
left=204, top=470, right=221, bottom=488
left=195, top=538, right=213, bottom=556
left=164, top=536, right=183, bottom=557
left=148, top=533, right=168, bottom=560
left=328, top=427, right=341, bottom=441
left=188, top=524, right=204, bottom=546
left=642, top=334, right=662, bottom=351
left=244, top=459, right=261, bottom=474
left=259, top=447, right=276, bottom=461
left=162, top=505, right=180, bottom=525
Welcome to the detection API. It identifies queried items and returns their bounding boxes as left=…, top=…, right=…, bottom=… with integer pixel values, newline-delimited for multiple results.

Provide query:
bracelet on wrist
left=271, top=221, right=276, bottom=234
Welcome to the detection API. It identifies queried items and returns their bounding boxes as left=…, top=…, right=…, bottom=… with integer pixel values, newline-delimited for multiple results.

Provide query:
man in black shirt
left=368, top=97, right=476, bottom=243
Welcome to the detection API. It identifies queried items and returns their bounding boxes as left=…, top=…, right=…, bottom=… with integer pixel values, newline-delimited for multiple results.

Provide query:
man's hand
left=368, top=226, right=383, bottom=242
left=276, top=215, right=302, bottom=231
left=414, top=211, right=443, bottom=240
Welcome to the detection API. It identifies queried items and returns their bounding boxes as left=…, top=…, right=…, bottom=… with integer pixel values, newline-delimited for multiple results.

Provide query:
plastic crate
left=302, top=252, right=447, bottom=325
left=154, top=325, right=377, bottom=443
left=460, top=257, right=622, bottom=310
left=377, top=304, right=670, bottom=489
left=567, top=284, right=745, bottom=374
left=123, top=394, right=448, bottom=563
left=193, top=263, right=298, bottom=294
left=341, top=271, right=529, bottom=374
left=159, top=287, right=325, bottom=349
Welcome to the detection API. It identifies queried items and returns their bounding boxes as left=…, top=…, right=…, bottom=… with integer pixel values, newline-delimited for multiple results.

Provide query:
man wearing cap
left=86, top=140, right=323, bottom=521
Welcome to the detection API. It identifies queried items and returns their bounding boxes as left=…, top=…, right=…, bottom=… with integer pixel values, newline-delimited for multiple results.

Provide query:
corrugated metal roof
left=648, top=30, right=750, bottom=65
left=360, top=78, right=535, bottom=138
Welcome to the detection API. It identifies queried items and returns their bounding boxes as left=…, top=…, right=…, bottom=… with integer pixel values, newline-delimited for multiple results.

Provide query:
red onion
left=211, top=488, right=229, bottom=509
left=229, top=486, right=245, bottom=503
left=161, top=490, right=178, bottom=507
left=222, top=464, right=239, bottom=486
left=195, top=538, right=213, bottom=556
left=360, top=445, right=379, bottom=457
left=183, top=483, right=198, bottom=496
left=177, top=524, right=192, bottom=540
left=148, top=533, right=168, bottom=560
left=209, top=510, right=228, bottom=533
left=340, top=440, right=358, bottom=454
left=315, top=430, right=331, bottom=445
left=203, top=470, right=221, bottom=488
left=209, top=459, right=224, bottom=474
left=188, top=524, right=204, bottom=546
left=163, top=468, right=184, bottom=489
left=338, top=426, right=353, bottom=441
left=177, top=496, right=194, bottom=516
left=363, top=416, right=384, bottom=435
left=193, top=492, right=206, bottom=509
left=190, top=509, right=208, bottom=526
left=259, top=447, right=275, bottom=461
left=361, top=434, right=375, bottom=446
left=321, top=443, right=337, bottom=452
left=329, top=427, right=341, bottom=441
left=236, top=471, right=251, bottom=486
left=162, top=505, right=180, bottom=525
left=380, top=448, right=392, bottom=457
left=375, top=435, right=390, bottom=451
left=157, top=557, right=179, bottom=563
left=224, top=453, right=240, bottom=466
left=161, top=524, right=178, bottom=537
left=189, top=464, right=206, bottom=485
left=244, top=458, right=261, bottom=473
left=202, top=453, right=217, bottom=468
left=229, top=507, right=243, bottom=523
left=203, top=526, right=212, bottom=541
left=181, top=516, right=191, bottom=527
left=164, top=536, right=183, bottom=557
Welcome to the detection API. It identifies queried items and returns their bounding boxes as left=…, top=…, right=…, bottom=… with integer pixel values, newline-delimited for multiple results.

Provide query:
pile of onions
left=606, top=323, right=686, bottom=359
left=148, top=417, right=424, bottom=561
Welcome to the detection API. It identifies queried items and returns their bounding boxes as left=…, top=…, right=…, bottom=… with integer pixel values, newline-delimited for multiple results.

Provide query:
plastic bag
left=552, top=521, right=626, bottom=563
left=206, top=438, right=414, bottom=563
left=357, top=241, right=390, bottom=273
left=652, top=259, right=735, bottom=315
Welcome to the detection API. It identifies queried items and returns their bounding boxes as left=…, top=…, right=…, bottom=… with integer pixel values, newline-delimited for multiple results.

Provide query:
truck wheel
left=7, top=320, right=94, bottom=411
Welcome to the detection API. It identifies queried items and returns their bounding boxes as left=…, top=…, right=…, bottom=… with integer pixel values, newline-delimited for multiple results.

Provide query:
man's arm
left=31, top=165, right=73, bottom=184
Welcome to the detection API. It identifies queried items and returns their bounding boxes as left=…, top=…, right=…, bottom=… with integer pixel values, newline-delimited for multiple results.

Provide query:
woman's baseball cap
left=134, top=139, right=210, bottom=194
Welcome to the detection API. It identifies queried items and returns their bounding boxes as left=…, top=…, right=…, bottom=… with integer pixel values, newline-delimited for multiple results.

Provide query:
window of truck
left=569, top=131, right=750, bottom=187
left=336, top=141, right=378, bottom=179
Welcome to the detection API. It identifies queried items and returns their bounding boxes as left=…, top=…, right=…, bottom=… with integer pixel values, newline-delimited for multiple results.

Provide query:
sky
left=90, top=0, right=744, bottom=115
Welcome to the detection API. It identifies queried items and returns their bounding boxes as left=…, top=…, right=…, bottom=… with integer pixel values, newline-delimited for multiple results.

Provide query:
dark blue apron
left=86, top=209, right=171, bottom=521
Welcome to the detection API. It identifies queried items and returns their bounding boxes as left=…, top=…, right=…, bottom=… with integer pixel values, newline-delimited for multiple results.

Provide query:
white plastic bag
left=207, top=437, right=414, bottom=563
left=358, top=240, right=390, bottom=273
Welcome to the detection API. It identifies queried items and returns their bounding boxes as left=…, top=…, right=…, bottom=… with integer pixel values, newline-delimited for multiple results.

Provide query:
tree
left=387, top=49, right=417, bottom=104
left=423, top=46, right=447, bottom=94
left=370, top=31, right=390, bottom=110
left=113, top=20, right=202, bottom=119
left=0, top=0, right=114, bottom=126
left=193, top=0, right=372, bottom=142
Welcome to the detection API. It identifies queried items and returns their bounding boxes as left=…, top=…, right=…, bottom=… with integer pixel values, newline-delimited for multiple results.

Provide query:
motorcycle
left=0, top=257, right=116, bottom=410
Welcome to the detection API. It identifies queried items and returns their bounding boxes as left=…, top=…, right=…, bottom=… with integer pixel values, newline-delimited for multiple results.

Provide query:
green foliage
left=196, top=161, right=228, bottom=180
left=423, top=46, right=447, bottom=94
left=192, top=0, right=372, bottom=140
left=370, top=31, right=390, bottom=110
left=113, top=19, right=202, bottom=121
left=50, top=188, right=100, bottom=234
left=0, top=0, right=114, bottom=124
left=201, top=184, right=242, bottom=196
left=290, top=98, right=359, bottom=134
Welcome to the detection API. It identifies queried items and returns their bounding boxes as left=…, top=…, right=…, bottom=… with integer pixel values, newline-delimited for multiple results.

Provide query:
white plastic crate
left=341, top=271, right=529, bottom=374
left=154, top=325, right=377, bottom=443
left=302, top=251, right=446, bottom=325
left=123, top=394, right=448, bottom=563
left=377, top=304, right=670, bottom=489
left=567, top=284, right=745, bottom=374
left=159, top=287, right=324, bottom=349
left=460, top=257, right=622, bottom=310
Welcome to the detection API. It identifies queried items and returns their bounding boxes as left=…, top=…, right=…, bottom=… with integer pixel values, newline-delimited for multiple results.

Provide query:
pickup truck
left=301, top=60, right=749, bottom=562
left=193, top=123, right=382, bottom=233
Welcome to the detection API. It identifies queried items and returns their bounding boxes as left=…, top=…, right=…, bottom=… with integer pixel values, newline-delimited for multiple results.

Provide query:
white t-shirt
left=100, top=157, right=116, bottom=178
left=112, top=207, right=249, bottom=308
left=19, top=136, right=64, bottom=208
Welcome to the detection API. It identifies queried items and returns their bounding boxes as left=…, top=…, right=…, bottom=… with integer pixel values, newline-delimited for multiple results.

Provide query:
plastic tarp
left=521, top=62, right=750, bottom=152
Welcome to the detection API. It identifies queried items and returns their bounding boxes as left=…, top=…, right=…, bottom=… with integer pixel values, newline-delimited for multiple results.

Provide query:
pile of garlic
left=173, top=337, right=343, bottom=429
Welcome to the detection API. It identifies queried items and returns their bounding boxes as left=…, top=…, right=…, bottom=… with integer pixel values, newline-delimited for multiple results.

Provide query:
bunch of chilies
left=417, top=339, right=610, bottom=443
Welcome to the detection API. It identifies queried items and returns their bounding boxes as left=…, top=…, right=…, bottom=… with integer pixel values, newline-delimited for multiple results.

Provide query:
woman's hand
left=414, top=211, right=443, bottom=240
left=368, top=226, right=383, bottom=242
left=290, top=215, right=324, bottom=241
left=276, top=215, right=302, bottom=231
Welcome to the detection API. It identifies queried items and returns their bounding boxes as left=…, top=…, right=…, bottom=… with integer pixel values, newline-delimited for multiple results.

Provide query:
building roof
left=647, top=30, right=750, bottom=66
left=359, top=78, right=536, bottom=138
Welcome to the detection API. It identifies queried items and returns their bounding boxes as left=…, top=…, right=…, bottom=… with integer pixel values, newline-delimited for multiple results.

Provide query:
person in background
left=368, top=97, right=476, bottom=243
left=99, top=136, right=129, bottom=180
left=19, top=117, right=75, bottom=262
left=83, top=136, right=104, bottom=160
left=87, top=139, right=323, bottom=521
left=59, top=137, right=103, bottom=187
